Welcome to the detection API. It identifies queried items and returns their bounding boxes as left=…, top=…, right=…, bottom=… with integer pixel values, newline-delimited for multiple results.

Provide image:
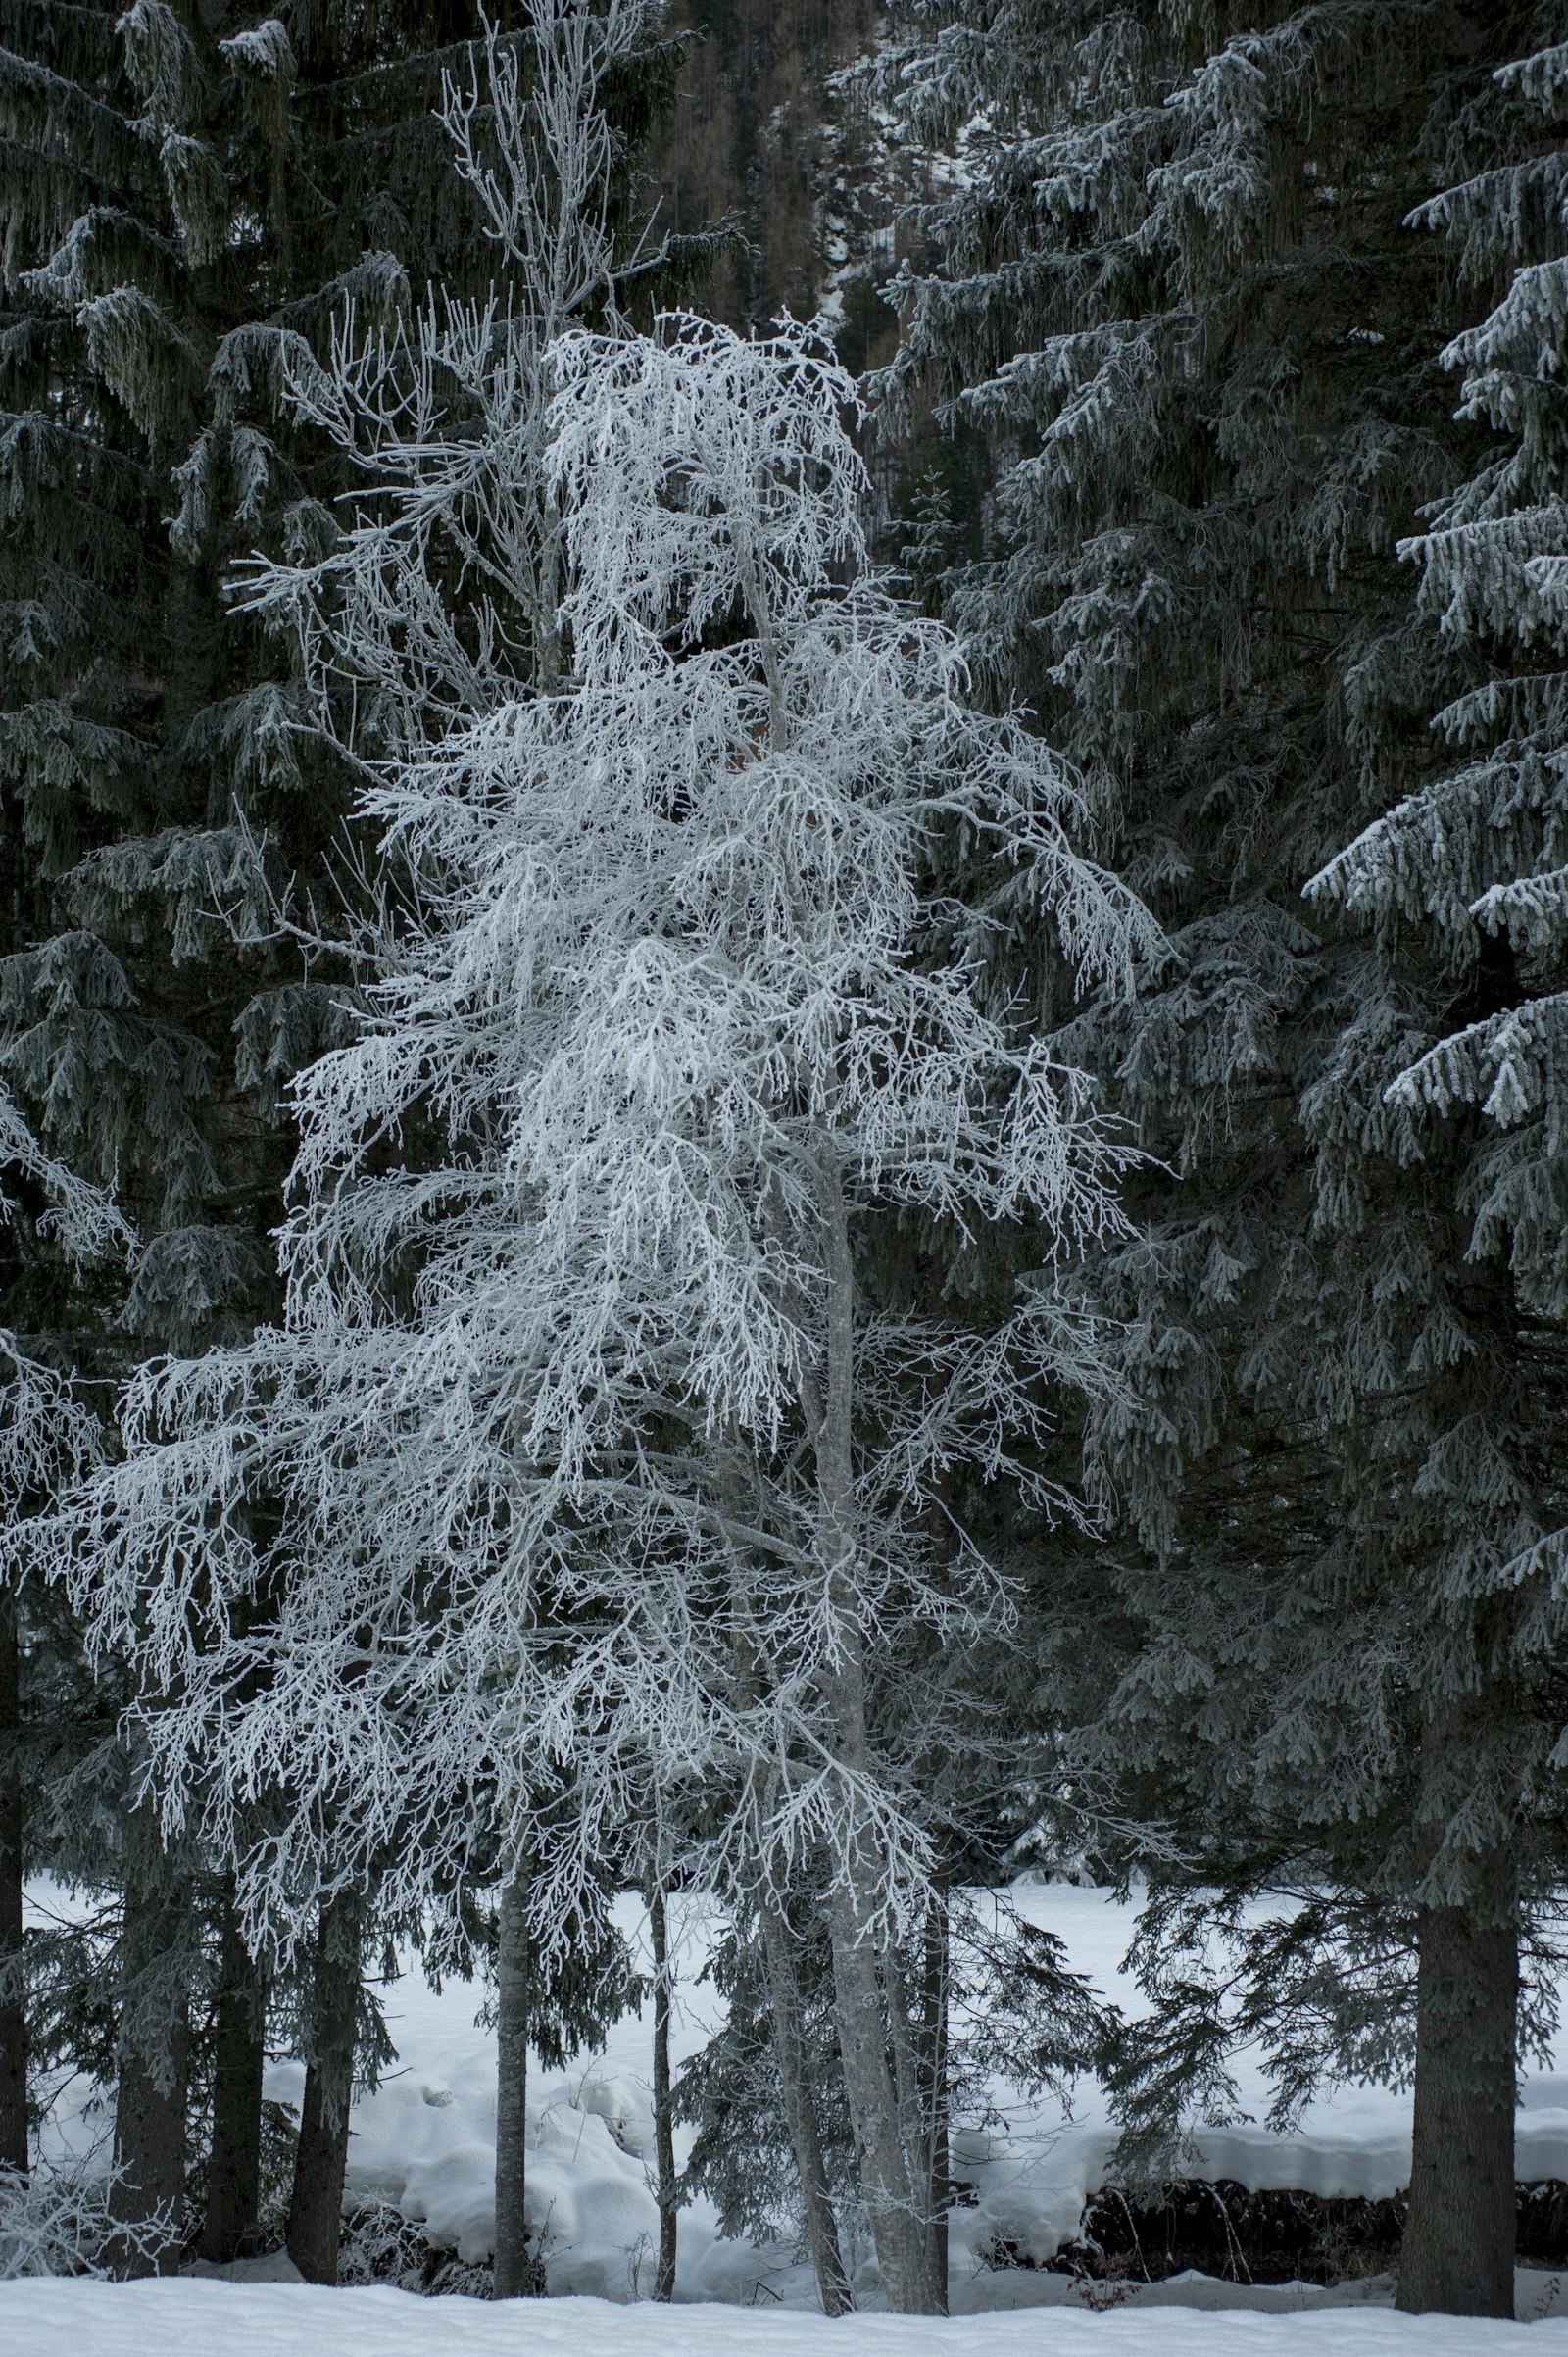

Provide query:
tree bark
left=1396, top=1881, right=1518, bottom=2317
left=828, top=1881, right=931, bottom=2312
left=921, top=1881, right=950, bottom=2315
left=493, top=1870, right=537, bottom=2297
left=201, top=1892, right=266, bottom=2262
left=648, top=1879, right=678, bottom=2301
left=0, top=1588, right=25, bottom=2176
left=286, top=1895, right=360, bottom=2285
left=808, top=1128, right=935, bottom=2313
left=759, top=1889, right=852, bottom=2313
left=110, top=1820, right=190, bottom=2276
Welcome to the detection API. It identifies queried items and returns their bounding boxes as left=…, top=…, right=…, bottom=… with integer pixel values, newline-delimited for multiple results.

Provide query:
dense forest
left=0, top=0, right=1564, bottom=2333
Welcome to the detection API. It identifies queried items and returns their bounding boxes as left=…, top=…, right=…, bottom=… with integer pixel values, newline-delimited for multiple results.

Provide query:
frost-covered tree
left=21, top=0, right=706, bottom=2292
left=0, top=1095, right=127, bottom=2180
left=59, top=305, right=1154, bottom=2313
left=877, top=0, right=1566, bottom=2317
left=0, top=0, right=652, bottom=2276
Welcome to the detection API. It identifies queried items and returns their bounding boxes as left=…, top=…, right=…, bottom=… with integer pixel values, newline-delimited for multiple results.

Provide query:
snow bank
left=33, top=1883, right=1568, bottom=2305
left=3, top=2282, right=1568, bottom=2357
left=281, top=1886, right=1568, bottom=2297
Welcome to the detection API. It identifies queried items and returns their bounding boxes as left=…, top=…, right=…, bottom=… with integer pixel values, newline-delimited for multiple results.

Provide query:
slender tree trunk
left=886, top=1942, right=939, bottom=2302
left=0, top=1588, right=25, bottom=2176
left=1397, top=1875, right=1518, bottom=2317
left=648, top=1879, right=679, bottom=2300
left=759, top=1890, right=852, bottom=2314
left=110, top=1819, right=190, bottom=2276
left=921, top=1880, right=950, bottom=2315
left=493, top=1870, right=537, bottom=2297
left=286, top=1895, right=360, bottom=2285
left=808, top=1127, right=935, bottom=2314
left=110, top=2023, right=190, bottom=2274
left=201, top=1892, right=266, bottom=2262
left=827, top=1885, right=929, bottom=2311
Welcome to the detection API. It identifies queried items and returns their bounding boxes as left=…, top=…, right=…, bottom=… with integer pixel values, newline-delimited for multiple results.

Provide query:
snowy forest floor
left=29, top=1883, right=1568, bottom=2320
left=5, top=2281, right=1568, bottom=2354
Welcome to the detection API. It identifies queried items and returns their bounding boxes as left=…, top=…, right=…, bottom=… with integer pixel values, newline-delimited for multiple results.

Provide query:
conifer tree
left=15, top=0, right=704, bottom=2284
left=879, top=0, right=1568, bottom=2315
left=0, top=0, right=550, bottom=2267
left=1308, top=31, right=1568, bottom=2310
left=58, top=300, right=1152, bottom=2313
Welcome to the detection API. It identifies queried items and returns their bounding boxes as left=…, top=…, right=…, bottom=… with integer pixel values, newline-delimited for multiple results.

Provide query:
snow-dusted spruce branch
left=239, top=0, right=665, bottom=755
left=0, top=1082, right=134, bottom=1274
left=1304, top=39, right=1568, bottom=1339
left=0, top=1080, right=124, bottom=1578
left=50, top=301, right=1157, bottom=2311
left=0, top=2161, right=178, bottom=2281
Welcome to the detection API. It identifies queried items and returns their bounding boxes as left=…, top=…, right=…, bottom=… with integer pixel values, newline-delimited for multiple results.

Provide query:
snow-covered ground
left=5, top=2280, right=1568, bottom=2356
left=263, top=1884, right=1568, bottom=2301
left=32, top=1882, right=1568, bottom=2315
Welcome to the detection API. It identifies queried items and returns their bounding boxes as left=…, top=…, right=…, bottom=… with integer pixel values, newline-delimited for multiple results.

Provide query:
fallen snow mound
left=2, top=2283, right=1567, bottom=2357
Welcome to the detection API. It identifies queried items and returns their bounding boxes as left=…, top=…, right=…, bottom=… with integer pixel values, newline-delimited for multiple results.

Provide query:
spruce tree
left=879, top=0, right=1568, bottom=2315
left=0, top=0, right=535, bottom=2264
left=1308, top=30, right=1568, bottom=2308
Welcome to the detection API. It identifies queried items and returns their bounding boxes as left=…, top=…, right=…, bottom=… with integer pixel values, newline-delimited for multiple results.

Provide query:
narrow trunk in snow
left=110, top=1829, right=190, bottom=2275
left=649, top=1879, right=678, bottom=2300
left=493, top=1870, right=536, bottom=2297
left=1397, top=1880, right=1518, bottom=2316
left=286, top=1895, right=361, bottom=2285
left=810, top=1130, right=935, bottom=2315
left=201, top=1896, right=266, bottom=2262
left=109, top=2019, right=189, bottom=2273
left=827, top=1880, right=931, bottom=2312
left=0, top=1589, right=25, bottom=2175
left=921, top=1881, right=951, bottom=2315
left=759, top=1890, right=852, bottom=2314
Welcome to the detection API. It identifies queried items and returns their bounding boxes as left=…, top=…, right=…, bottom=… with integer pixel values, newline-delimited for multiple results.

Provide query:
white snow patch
left=29, top=1884, right=1568, bottom=2310
left=308, top=1885, right=1568, bottom=2299
left=3, top=2280, right=1568, bottom=2355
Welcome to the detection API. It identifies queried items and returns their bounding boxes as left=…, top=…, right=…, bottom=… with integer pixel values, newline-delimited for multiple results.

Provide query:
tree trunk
left=110, top=2021, right=190, bottom=2274
left=886, top=1941, right=940, bottom=2303
left=808, top=1129, right=935, bottom=2314
left=759, top=1889, right=852, bottom=2314
left=110, top=1821, right=190, bottom=2276
left=648, top=1879, right=678, bottom=2301
left=1396, top=1883, right=1518, bottom=2317
left=827, top=1882, right=931, bottom=2313
left=0, top=1589, right=25, bottom=2176
left=286, top=1895, right=360, bottom=2285
left=493, top=1870, right=537, bottom=2297
left=921, top=1881, right=950, bottom=2315
left=201, top=1893, right=266, bottom=2262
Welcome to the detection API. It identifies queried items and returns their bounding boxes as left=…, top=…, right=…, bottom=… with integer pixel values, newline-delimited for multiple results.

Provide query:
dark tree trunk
left=759, top=1890, right=852, bottom=2315
left=493, top=1870, right=538, bottom=2297
left=921, top=1878, right=950, bottom=2315
left=201, top=1893, right=266, bottom=2262
left=1396, top=1880, right=1518, bottom=2317
left=286, top=1895, right=361, bottom=2286
left=0, top=1589, right=25, bottom=2176
left=649, top=1880, right=678, bottom=2301
left=110, top=1823, right=191, bottom=2276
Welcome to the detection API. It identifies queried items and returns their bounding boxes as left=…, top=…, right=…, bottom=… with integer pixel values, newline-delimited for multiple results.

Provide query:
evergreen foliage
left=0, top=0, right=606, bottom=2265
left=878, top=0, right=1568, bottom=2315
